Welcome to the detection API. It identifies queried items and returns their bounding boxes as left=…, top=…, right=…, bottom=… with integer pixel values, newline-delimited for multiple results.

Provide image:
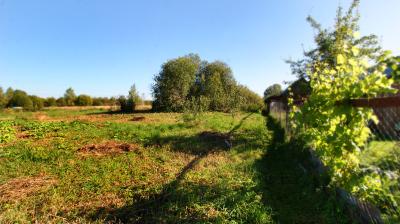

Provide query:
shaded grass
left=254, top=116, right=349, bottom=224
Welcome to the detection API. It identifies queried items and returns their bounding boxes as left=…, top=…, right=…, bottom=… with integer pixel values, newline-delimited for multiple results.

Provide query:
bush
left=56, top=97, right=67, bottom=106
left=44, top=97, right=57, bottom=107
left=8, top=90, right=33, bottom=110
left=75, top=94, right=93, bottom=106
left=30, top=95, right=45, bottom=111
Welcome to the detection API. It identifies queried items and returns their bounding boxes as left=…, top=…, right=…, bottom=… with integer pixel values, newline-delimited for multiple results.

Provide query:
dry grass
left=0, top=175, right=57, bottom=203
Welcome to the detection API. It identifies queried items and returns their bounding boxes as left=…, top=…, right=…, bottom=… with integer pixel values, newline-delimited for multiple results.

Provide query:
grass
left=359, top=141, right=400, bottom=223
left=0, top=109, right=274, bottom=223
left=3, top=108, right=382, bottom=223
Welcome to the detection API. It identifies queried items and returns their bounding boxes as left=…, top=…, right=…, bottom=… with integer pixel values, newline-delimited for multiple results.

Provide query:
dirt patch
left=198, top=131, right=232, bottom=148
left=130, top=116, right=146, bottom=122
left=35, top=113, right=50, bottom=121
left=78, top=141, right=139, bottom=156
left=0, top=175, right=57, bottom=203
left=17, top=131, right=31, bottom=139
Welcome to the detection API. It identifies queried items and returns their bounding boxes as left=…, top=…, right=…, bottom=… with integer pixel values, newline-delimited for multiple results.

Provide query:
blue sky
left=0, top=0, right=399, bottom=99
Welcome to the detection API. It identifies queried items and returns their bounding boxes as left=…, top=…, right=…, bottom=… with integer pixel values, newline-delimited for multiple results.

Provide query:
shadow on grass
left=87, top=114, right=273, bottom=223
left=86, top=109, right=154, bottom=116
left=254, top=116, right=349, bottom=223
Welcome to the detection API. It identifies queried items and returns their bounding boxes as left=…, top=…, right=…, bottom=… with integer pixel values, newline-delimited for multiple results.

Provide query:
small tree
left=64, top=88, right=76, bottom=106
left=5, top=87, right=14, bottom=103
left=290, top=1, right=395, bottom=190
left=0, top=87, right=6, bottom=109
left=263, top=84, right=282, bottom=100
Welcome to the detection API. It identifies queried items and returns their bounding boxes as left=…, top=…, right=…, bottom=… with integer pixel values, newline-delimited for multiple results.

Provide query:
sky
left=0, top=0, right=399, bottom=99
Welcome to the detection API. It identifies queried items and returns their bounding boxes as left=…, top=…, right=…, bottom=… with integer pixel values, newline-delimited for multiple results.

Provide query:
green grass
left=359, top=141, right=400, bottom=223
left=0, top=109, right=274, bottom=223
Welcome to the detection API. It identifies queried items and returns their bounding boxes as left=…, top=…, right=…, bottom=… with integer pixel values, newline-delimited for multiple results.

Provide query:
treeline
left=152, top=54, right=263, bottom=112
left=0, top=87, right=118, bottom=111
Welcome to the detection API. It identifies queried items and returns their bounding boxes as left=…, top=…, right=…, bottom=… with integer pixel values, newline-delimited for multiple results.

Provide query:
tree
left=64, top=88, right=76, bottom=106
left=0, top=87, right=6, bottom=109
left=152, top=54, right=200, bottom=112
left=56, top=97, right=67, bottom=106
left=263, top=84, right=282, bottom=100
left=75, top=94, right=93, bottom=106
left=44, top=97, right=57, bottom=107
left=30, top=95, right=44, bottom=111
left=289, top=0, right=395, bottom=194
left=287, top=0, right=381, bottom=81
left=117, top=95, right=129, bottom=112
left=198, top=61, right=238, bottom=112
left=237, top=85, right=264, bottom=112
left=128, top=84, right=141, bottom=107
left=5, top=87, right=14, bottom=103
left=8, top=90, right=33, bottom=110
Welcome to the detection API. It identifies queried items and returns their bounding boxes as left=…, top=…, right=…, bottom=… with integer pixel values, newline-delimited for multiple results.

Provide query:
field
left=0, top=108, right=276, bottom=223
left=1, top=108, right=398, bottom=223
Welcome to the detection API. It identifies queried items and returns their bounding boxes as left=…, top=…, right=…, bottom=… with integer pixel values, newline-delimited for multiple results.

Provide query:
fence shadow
left=254, top=116, right=349, bottom=223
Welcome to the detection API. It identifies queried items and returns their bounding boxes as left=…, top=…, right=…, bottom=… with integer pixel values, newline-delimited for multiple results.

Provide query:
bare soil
left=78, top=141, right=139, bottom=156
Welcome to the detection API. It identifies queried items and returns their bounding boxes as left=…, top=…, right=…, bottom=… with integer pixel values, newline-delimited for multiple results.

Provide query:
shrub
left=75, top=94, right=93, bottom=106
left=30, top=95, right=45, bottom=111
left=8, top=90, right=33, bottom=110
left=44, top=97, right=57, bottom=107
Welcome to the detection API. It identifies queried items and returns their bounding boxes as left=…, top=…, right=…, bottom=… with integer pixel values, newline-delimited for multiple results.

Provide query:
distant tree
left=5, top=87, right=14, bottom=103
left=237, top=85, right=264, bottom=112
left=263, top=84, right=282, bottom=100
left=117, top=95, right=129, bottom=112
left=44, top=97, right=57, bottom=107
left=0, top=87, right=6, bottom=109
left=64, top=88, right=76, bottom=106
left=56, top=97, right=67, bottom=107
left=8, top=90, right=33, bottom=110
left=152, top=54, right=200, bottom=112
left=92, top=97, right=103, bottom=106
left=30, top=95, right=45, bottom=111
left=128, top=84, right=141, bottom=107
left=75, top=94, right=93, bottom=106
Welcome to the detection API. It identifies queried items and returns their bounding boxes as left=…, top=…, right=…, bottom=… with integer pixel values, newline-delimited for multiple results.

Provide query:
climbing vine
left=290, top=42, right=396, bottom=187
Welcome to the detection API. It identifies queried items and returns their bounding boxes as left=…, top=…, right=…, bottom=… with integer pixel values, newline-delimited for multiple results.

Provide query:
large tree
left=198, top=61, right=238, bottom=112
left=152, top=54, right=200, bottom=112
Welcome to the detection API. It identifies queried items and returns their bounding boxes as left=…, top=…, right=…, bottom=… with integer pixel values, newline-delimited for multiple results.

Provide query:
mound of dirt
left=131, top=116, right=146, bottom=122
left=0, top=175, right=57, bottom=203
left=78, top=141, right=139, bottom=156
left=198, top=131, right=232, bottom=148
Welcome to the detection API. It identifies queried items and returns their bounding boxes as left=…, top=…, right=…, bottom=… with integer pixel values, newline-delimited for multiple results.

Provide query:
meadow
left=0, top=107, right=276, bottom=223
left=0, top=107, right=398, bottom=223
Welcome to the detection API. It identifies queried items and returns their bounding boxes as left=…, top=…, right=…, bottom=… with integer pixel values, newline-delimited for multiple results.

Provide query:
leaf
left=337, top=54, right=345, bottom=64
